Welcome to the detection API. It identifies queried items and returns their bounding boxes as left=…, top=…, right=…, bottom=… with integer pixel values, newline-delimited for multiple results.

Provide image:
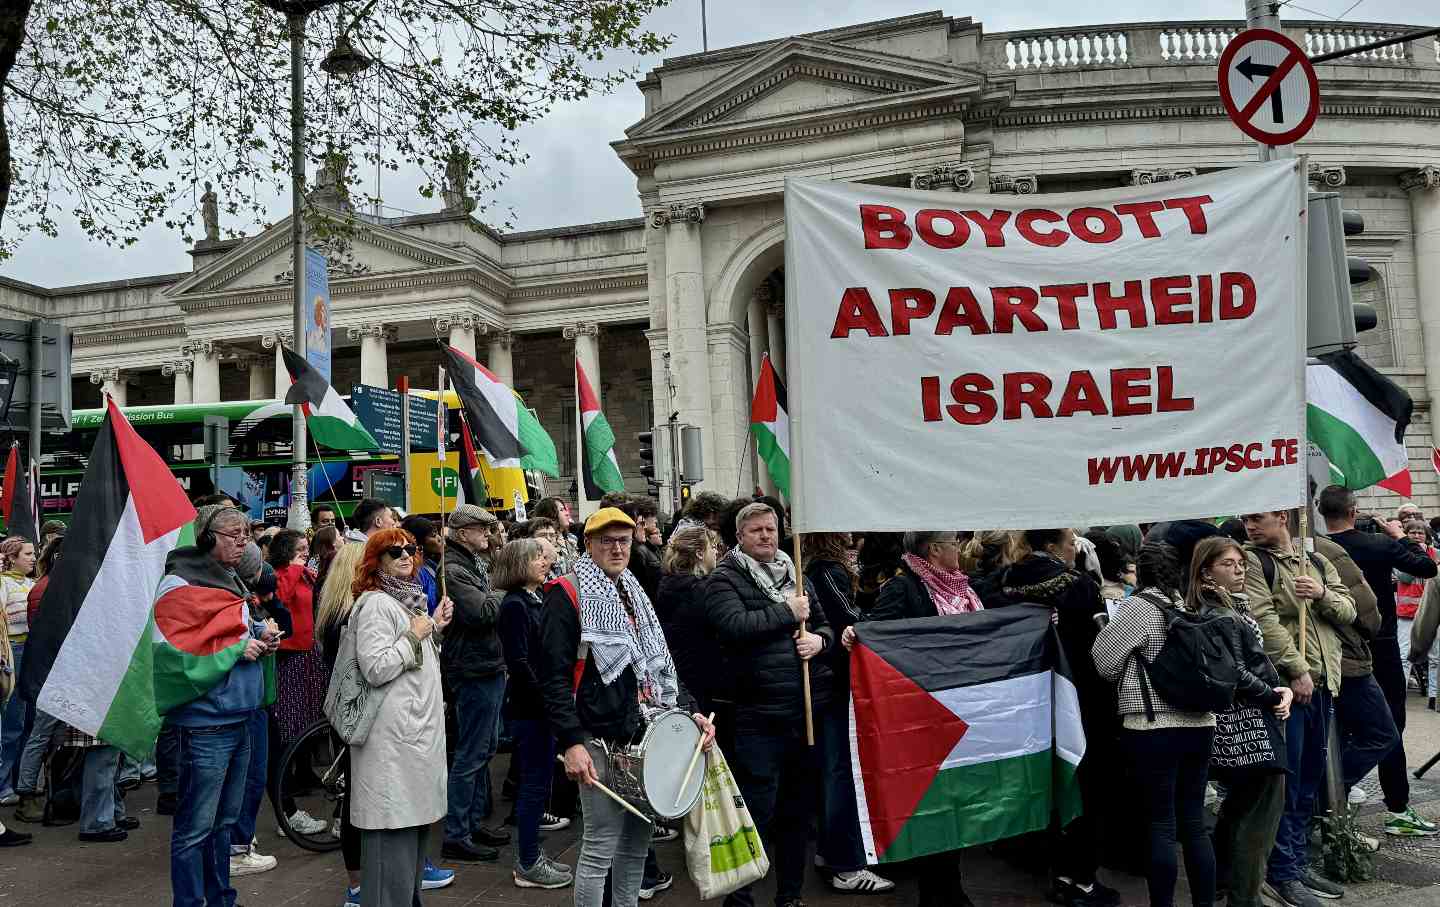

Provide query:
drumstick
left=673, top=712, right=715, bottom=811
left=555, top=755, right=653, bottom=825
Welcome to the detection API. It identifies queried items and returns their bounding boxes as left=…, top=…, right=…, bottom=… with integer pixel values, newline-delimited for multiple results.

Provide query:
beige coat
left=349, top=590, right=447, bottom=830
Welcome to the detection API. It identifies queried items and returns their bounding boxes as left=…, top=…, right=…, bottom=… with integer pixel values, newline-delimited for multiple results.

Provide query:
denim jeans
left=16, top=710, right=63, bottom=794
left=576, top=742, right=650, bottom=907
left=1125, top=726, right=1216, bottom=907
left=171, top=722, right=250, bottom=907
left=816, top=700, right=866, bottom=872
left=511, top=717, right=555, bottom=869
left=1370, top=637, right=1413, bottom=812
left=1335, top=672, right=1400, bottom=794
left=1268, top=685, right=1331, bottom=884
left=230, top=709, right=268, bottom=853
left=80, top=746, right=126, bottom=834
left=444, top=674, right=504, bottom=842
left=156, top=722, right=181, bottom=797
left=0, top=640, right=28, bottom=793
left=724, top=724, right=817, bottom=907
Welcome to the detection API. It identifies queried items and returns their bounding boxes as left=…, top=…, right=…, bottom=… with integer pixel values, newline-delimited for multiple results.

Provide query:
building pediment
left=625, top=37, right=986, bottom=142
left=165, top=213, right=480, bottom=302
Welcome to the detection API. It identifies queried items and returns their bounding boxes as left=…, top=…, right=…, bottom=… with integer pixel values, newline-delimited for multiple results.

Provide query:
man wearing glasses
left=440, top=504, right=512, bottom=863
left=536, top=507, right=714, bottom=907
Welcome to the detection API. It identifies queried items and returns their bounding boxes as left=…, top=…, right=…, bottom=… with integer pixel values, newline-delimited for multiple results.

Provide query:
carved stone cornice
left=182, top=339, right=225, bottom=359
left=178, top=267, right=508, bottom=314
left=683, top=62, right=931, bottom=130
left=507, top=274, right=647, bottom=302
left=1130, top=167, right=1196, bottom=186
left=434, top=314, right=482, bottom=334
left=89, top=368, right=124, bottom=386
left=260, top=331, right=294, bottom=350
left=1400, top=166, right=1440, bottom=192
left=487, top=329, right=513, bottom=350
left=911, top=162, right=976, bottom=191
left=74, top=323, right=186, bottom=347
left=562, top=322, right=601, bottom=342
left=346, top=323, right=397, bottom=342
left=649, top=203, right=706, bottom=229
left=993, top=101, right=1440, bottom=131
left=1307, top=164, right=1347, bottom=188
left=989, top=173, right=1038, bottom=195
left=161, top=359, right=193, bottom=377
left=232, top=357, right=257, bottom=372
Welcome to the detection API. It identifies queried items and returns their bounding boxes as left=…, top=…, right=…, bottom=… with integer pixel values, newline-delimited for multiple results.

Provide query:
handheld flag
left=749, top=354, right=791, bottom=499
left=281, top=346, right=380, bottom=451
left=441, top=344, right=559, bottom=477
left=576, top=357, right=625, bottom=497
left=0, top=443, right=38, bottom=542
left=21, top=398, right=197, bottom=759
left=1307, top=350, right=1413, bottom=497
left=456, top=413, right=488, bottom=508
left=850, top=606, right=1085, bottom=864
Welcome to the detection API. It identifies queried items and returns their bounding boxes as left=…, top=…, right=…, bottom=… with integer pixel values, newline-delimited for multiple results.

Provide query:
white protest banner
left=783, top=159, right=1308, bottom=531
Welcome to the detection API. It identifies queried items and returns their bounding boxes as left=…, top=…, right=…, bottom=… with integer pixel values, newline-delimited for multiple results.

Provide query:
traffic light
left=1306, top=192, right=1378, bottom=355
left=637, top=430, right=658, bottom=493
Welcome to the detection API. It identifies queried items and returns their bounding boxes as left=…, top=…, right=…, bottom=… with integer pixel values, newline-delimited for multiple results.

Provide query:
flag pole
left=306, top=445, right=351, bottom=535
left=438, top=366, right=450, bottom=601
left=793, top=531, right=814, bottom=747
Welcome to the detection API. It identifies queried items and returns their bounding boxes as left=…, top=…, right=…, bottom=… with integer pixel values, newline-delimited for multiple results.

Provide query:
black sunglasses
left=385, top=544, right=418, bottom=559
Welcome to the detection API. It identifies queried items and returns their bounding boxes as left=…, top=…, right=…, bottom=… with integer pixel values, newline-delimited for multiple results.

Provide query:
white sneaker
left=285, top=809, right=329, bottom=836
left=830, top=868, right=896, bottom=893
left=230, top=849, right=278, bottom=876
left=1204, top=782, right=1220, bottom=808
left=1348, top=787, right=1369, bottom=806
left=330, top=818, right=342, bottom=839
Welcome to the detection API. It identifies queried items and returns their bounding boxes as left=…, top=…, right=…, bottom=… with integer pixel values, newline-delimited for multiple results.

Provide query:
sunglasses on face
left=385, top=544, right=418, bottom=559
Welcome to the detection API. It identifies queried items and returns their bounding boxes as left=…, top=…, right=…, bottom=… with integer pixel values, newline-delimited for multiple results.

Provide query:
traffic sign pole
left=1245, top=0, right=1290, bottom=161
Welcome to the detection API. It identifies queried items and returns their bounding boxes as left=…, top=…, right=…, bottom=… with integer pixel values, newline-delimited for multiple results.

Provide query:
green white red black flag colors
left=850, top=605, right=1085, bottom=864
left=281, top=346, right=380, bottom=451
left=576, top=357, right=624, bottom=498
left=1306, top=349, right=1413, bottom=496
left=455, top=412, right=488, bottom=508
left=0, top=442, right=38, bottom=542
left=749, top=354, right=790, bottom=499
left=441, top=344, right=560, bottom=477
left=20, top=398, right=197, bottom=759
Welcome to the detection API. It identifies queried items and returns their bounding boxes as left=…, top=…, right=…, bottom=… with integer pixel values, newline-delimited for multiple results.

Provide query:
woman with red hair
left=348, top=528, right=454, bottom=906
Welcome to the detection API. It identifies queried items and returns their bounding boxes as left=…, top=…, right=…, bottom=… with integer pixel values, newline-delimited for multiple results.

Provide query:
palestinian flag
left=282, top=346, right=380, bottom=451
left=577, top=357, right=624, bottom=497
left=21, top=398, right=196, bottom=759
left=749, top=354, right=790, bottom=499
left=0, top=443, right=38, bottom=542
left=441, top=344, right=559, bottom=477
left=150, top=574, right=254, bottom=715
left=850, top=605, right=1085, bottom=864
left=1307, top=350, right=1413, bottom=496
left=454, top=412, right=488, bottom=508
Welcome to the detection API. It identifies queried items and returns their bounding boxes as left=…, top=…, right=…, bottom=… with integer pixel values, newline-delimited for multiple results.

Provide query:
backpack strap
left=1254, top=547, right=1323, bottom=592
left=1127, top=589, right=1173, bottom=724
left=544, top=573, right=586, bottom=694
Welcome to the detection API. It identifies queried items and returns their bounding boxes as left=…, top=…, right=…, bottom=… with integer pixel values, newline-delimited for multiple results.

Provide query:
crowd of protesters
left=3, top=486, right=1440, bottom=907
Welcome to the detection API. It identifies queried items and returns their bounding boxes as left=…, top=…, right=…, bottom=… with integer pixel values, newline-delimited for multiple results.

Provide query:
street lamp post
left=261, top=1, right=370, bottom=530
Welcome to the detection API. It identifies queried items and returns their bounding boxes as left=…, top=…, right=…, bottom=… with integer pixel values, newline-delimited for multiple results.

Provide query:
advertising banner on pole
left=783, top=160, right=1308, bottom=531
left=303, top=248, right=333, bottom=384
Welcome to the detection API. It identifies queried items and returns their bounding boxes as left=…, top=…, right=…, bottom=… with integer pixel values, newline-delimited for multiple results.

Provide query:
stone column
left=237, top=358, right=272, bottom=400
left=436, top=314, right=479, bottom=360
left=89, top=368, right=127, bottom=407
left=487, top=330, right=514, bottom=387
left=564, top=322, right=603, bottom=515
left=261, top=331, right=294, bottom=397
left=1404, top=166, right=1440, bottom=447
left=162, top=359, right=193, bottom=405
left=654, top=202, right=714, bottom=491
left=746, top=288, right=774, bottom=496
left=186, top=340, right=223, bottom=404
left=347, top=323, right=393, bottom=389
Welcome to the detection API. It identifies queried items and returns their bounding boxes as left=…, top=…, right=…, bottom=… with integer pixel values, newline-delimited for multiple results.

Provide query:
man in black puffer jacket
left=440, top=504, right=511, bottom=863
left=707, top=501, right=832, bottom=907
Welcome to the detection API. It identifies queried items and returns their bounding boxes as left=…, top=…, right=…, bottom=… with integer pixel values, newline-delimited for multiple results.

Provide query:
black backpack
left=1131, top=589, right=1241, bottom=719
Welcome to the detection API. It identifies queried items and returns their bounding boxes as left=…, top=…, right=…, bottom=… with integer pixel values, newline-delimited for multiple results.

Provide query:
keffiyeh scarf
left=902, top=553, right=984, bottom=616
left=726, top=547, right=798, bottom=605
left=574, top=555, right=678, bottom=707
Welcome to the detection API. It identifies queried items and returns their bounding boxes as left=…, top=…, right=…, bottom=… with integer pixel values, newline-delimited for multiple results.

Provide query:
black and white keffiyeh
left=573, top=554, right=678, bottom=707
left=725, top=547, right=798, bottom=605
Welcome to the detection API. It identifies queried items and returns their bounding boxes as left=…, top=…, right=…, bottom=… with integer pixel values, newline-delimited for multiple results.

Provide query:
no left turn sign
left=1217, top=28, right=1320, bottom=146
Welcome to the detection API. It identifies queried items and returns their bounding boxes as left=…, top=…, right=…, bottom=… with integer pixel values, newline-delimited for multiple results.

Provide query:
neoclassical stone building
left=4, top=11, right=1440, bottom=512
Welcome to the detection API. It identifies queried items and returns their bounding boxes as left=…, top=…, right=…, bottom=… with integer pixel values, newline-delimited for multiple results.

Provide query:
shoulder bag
left=323, top=593, right=393, bottom=745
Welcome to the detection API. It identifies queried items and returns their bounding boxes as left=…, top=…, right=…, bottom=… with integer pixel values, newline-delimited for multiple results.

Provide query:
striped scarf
left=902, top=553, right=983, bottom=616
left=574, top=554, right=677, bottom=708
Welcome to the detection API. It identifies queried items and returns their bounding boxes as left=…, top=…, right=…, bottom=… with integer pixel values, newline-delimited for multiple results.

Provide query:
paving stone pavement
left=1, top=696, right=1438, bottom=906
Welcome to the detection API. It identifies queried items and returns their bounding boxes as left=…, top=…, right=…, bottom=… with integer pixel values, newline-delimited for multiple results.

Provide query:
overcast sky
left=3, top=0, right=1433, bottom=287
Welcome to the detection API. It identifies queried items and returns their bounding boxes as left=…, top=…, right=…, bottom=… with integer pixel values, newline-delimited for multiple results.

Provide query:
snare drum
left=602, top=708, right=704, bottom=821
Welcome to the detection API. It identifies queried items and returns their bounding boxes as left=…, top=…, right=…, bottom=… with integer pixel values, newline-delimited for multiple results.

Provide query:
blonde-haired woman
left=655, top=526, right=720, bottom=716
left=0, top=536, right=35, bottom=806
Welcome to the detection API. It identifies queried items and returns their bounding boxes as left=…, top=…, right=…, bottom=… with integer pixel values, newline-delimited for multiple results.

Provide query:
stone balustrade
left=983, top=20, right=1437, bottom=72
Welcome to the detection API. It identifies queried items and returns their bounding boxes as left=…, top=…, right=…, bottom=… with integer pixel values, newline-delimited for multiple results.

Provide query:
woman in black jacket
left=654, top=527, right=721, bottom=718
left=803, top=533, right=894, bottom=895
left=1185, top=537, right=1292, bottom=907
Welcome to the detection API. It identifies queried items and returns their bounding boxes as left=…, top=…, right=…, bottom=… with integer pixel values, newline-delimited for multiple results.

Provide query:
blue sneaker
left=343, top=886, right=360, bottom=907
left=422, top=859, right=456, bottom=890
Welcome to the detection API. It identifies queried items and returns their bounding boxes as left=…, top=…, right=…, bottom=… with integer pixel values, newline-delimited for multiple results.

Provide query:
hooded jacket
left=1243, top=541, right=1356, bottom=693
